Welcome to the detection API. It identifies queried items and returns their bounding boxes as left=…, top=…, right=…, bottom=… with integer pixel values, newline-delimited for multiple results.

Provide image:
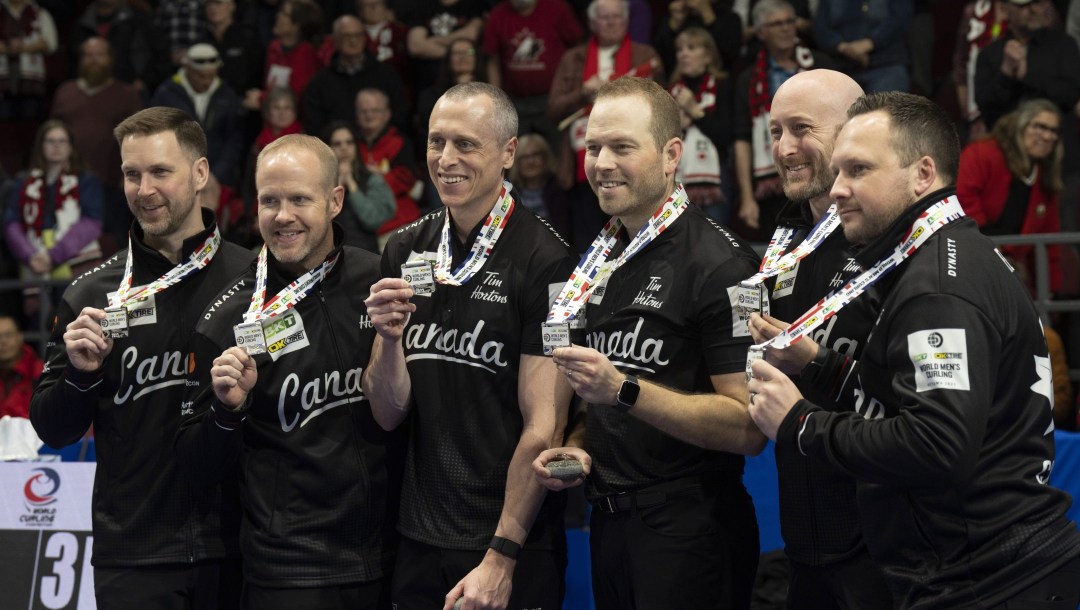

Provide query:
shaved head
left=769, top=69, right=864, bottom=212
left=772, top=69, right=864, bottom=135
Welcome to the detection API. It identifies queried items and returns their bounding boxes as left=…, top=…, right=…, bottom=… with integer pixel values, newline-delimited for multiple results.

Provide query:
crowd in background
left=1, top=0, right=1079, bottom=428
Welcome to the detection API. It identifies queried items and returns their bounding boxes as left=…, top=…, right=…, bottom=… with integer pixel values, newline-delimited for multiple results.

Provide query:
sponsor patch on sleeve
left=907, top=328, right=969, bottom=392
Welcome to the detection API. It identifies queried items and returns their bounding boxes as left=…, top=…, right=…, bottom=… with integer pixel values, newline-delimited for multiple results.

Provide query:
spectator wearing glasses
left=975, top=0, right=1080, bottom=129
left=303, top=14, right=407, bottom=139
left=974, top=0, right=1080, bottom=231
left=152, top=42, right=245, bottom=189
left=958, top=98, right=1065, bottom=293
left=734, top=0, right=834, bottom=240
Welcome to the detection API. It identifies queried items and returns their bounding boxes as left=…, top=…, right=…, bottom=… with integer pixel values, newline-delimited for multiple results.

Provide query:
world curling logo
left=22, top=467, right=61, bottom=526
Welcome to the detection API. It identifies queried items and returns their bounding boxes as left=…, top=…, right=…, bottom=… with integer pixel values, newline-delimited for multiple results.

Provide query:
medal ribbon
left=242, top=245, right=340, bottom=323
left=109, top=225, right=222, bottom=308
left=433, top=180, right=515, bottom=286
left=547, top=184, right=690, bottom=324
left=747, top=204, right=842, bottom=285
left=763, top=195, right=966, bottom=350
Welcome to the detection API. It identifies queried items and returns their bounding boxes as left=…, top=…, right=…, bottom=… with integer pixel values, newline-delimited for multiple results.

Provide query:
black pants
left=787, top=551, right=894, bottom=610
left=989, top=555, right=1080, bottom=610
left=94, top=561, right=241, bottom=610
left=589, top=477, right=760, bottom=610
left=242, top=579, right=388, bottom=610
left=390, top=536, right=566, bottom=610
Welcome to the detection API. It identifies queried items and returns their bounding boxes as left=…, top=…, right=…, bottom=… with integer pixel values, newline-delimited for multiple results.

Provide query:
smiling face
left=256, top=145, right=343, bottom=275
left=829, top=111, right=919, bottom=245
left=1022, top=110, right=1060, bottom=161
left=121, top=131, right=207, bottom=240
left=583, top=93, right=680, bottom=230
left=770, top=92, right=839, bottom=206
left=427, top=94, right=516, bottom=217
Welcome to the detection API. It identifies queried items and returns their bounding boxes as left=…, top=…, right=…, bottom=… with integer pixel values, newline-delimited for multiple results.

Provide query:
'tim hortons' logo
left=22, top=467, right=60, bottom=526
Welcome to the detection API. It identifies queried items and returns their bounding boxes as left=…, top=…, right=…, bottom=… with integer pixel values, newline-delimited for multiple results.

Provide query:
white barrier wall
left=0, top=462, right=96, bottom=609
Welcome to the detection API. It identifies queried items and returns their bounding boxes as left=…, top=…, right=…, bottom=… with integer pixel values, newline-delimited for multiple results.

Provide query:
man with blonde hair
left=177, top=133, right=393, bottom=610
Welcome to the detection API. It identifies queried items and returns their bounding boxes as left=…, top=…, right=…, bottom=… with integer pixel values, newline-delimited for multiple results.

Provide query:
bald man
left=747, top=70, right=893, bottom=610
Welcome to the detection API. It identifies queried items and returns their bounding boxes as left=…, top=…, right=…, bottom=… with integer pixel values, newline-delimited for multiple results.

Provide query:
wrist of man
left=488, top=535, right=521, bottom=561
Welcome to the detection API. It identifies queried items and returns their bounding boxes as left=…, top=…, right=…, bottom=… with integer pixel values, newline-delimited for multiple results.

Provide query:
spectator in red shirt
left=0, top=315, right=42, bottom=420
left=483, top=0, right=583, bottom=149
left=243, top=0, right=324, bottom=115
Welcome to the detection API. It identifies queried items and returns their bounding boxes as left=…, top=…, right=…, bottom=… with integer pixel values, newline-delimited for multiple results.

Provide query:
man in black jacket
left=30, top=106, right=255, bottom=609
left=302, top=14, right=408, bottom=137
left=753, top=69, right=893, bottom=610
left=748, top=91, right=1080, bottom=609
left=177, top=134, right=396, bottom=610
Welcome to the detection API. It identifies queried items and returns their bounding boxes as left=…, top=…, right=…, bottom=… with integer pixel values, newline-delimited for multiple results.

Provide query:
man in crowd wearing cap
left=151, top=42, right=244, bottom=189
left=31, top=106, right=254, bottom=610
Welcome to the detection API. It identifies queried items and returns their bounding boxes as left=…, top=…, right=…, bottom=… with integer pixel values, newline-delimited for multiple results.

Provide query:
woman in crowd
left=957, top=98, right=1064, bottom=294
left=243, top=0, right=324, bottom=114
left=322, top=120, right=395, bottom=253
left=668, top=26, right=732, bottom=218
left=414, top=37, right=487, bottom=151
left=508, top=133, right=570, bottom=237
left=2, top=120, right=102, bottom=315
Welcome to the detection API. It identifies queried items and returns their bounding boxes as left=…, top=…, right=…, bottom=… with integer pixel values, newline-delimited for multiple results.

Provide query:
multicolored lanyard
left=109, top=225, right=222, bottom=308
left=242, top=245, right=339, bottom=324
left=763, top=195, right=966, bottom=350
left=547, top=185, right=690, bottom=325
left=433, top=180, right=515, bottom=286
left=748, top=204, right=841, bottom=285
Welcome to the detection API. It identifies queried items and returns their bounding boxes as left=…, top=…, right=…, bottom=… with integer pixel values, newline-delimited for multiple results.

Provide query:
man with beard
left=50, top=36, right=143, bottom=249
left=30, top=106, right=254, bottom=610
left=747, top=91, right=1080, bottom=609
left=746, top=69, right=893, bottom=610
left=176, top=135, right=395, bottom=610
left=534, top=77, right=765, bottom=610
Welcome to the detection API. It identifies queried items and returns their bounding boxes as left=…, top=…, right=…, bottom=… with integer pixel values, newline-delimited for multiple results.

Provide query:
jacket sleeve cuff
left=777, top=399, right=820, bottom=457
left=62, top=363, right=105, bottom=392
left=209, top=396, right=251, bottom=431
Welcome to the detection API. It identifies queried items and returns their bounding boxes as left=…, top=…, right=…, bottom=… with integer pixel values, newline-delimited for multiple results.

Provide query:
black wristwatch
left=488, top=535, right=521, bottom=560
left=615, top=374, right=640, bottom=412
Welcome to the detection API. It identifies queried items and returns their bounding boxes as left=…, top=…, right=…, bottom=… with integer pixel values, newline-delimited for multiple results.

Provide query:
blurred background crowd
left=0, top=0, right=1078, bottom=430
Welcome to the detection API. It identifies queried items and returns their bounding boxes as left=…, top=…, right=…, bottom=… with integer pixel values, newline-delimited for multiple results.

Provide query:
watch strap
left=488, top=535, right=521, bottom=559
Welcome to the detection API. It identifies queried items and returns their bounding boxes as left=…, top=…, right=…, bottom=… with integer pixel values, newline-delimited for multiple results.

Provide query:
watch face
left=617, top=376, right=639, bottom=410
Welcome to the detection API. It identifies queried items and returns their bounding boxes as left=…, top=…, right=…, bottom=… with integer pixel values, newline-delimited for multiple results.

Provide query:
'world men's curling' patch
left=907, top=328, right=970, bottom=392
